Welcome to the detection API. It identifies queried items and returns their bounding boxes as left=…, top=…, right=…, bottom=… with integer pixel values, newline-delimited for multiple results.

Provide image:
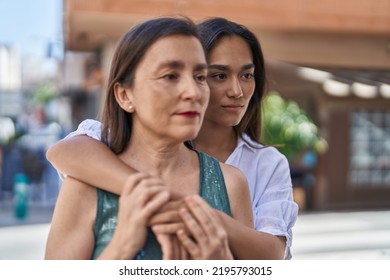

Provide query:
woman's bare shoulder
left=219, top=162, right=248, bottom=188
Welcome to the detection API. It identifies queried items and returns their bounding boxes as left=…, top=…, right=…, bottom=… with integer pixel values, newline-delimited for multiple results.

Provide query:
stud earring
left=128, top=104, right=134, bottom=112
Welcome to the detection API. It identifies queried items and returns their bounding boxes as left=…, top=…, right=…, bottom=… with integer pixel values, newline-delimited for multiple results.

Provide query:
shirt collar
left=237, top=133, right=262, bottom=153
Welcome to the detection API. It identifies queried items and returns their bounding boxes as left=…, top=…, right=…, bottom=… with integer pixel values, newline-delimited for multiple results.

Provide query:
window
left=349, top=111, right=390, bottom=188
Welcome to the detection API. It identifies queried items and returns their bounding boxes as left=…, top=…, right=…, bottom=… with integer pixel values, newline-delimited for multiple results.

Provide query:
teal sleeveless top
left=92, top=150, right=232, bottom=259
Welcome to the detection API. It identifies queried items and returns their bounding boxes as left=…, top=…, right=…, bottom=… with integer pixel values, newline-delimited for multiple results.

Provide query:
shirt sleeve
left=252, top=148, right=299, bottom=260
left=64, top=119, right=103, bottom=141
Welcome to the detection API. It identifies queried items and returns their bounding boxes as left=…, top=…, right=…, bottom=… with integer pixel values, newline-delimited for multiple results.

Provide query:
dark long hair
left=197, top=17, right=267, bottom=143
left=100, top=17, right=203, bottom=154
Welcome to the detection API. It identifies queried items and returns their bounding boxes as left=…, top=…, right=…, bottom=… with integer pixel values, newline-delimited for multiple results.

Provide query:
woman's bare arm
left=220, top=163, right=285, bottom=259
left=46, top=135, right=134, bottom=195
left=45, top=177, right=96, bottom=259
left=220, top=163, right=253, bottom=228
left=219, top=211, right=286, bottom=259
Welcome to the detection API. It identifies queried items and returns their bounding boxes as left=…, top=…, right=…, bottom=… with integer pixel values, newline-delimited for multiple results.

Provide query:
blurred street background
left=1, top=0, right=389, bottom=260
left=1, top=207, right=389, bottom=260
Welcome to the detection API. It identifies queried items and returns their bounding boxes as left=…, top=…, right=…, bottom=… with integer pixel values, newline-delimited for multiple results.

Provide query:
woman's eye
left=196, top=74, right=207, bottom=82
left=164, top=74, right=178, bottom=80
left=242, top=73, right=254, bottom=79
left=209, top=73, right=226, bottom=80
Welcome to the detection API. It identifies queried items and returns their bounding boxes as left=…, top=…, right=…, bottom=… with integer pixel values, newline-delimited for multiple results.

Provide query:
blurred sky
left=0, top=0, right=63, bottom=58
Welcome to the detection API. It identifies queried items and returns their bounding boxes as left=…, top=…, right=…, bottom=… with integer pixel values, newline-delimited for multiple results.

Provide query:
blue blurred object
left=302, top=150, right=317, bottom=168
left=13, top=173, right=29, bottom=219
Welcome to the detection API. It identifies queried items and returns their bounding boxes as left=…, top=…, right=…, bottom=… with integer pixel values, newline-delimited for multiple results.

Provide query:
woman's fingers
left=171, top=236, right=182, bottom=260
left=155, top=199, right=184, bottom=213
left=179, top=241, right=189, bottom=260
left=177, top=229, right=200, bottom=259
left=124, top=175, right=169, bottom=209
left=149, top=210, right=180, bottom=225
left=152, top=222, right=184, bottom=234
left=121, top=173, right=152, bottom=196
left=122, top=173, right=167, bottom=197
left=155, top=233, right=187, bottom=260
left=118, top=174, right=170, bottom=231
left=184, top=195, right=220, bottom=238
left=177, top=196, right=233, bottom=260
left=179, top=207, right=207, bottom=243
left=142, top=189, right=170, bottom=219
left=155, top=234, right=174, bottom=260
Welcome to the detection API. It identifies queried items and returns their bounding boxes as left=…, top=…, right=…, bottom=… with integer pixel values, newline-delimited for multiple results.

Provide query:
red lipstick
left=178, top=111, right=199, bottom=118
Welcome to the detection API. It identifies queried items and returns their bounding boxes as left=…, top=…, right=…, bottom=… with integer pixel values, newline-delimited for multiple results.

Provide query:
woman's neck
left=120, top=132, right=192, bottom=177
left=194, top=122, right=237, bottom=162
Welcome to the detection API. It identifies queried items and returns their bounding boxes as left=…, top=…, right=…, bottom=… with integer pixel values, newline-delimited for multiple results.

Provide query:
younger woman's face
left=204, top=35, right=255, bottom=128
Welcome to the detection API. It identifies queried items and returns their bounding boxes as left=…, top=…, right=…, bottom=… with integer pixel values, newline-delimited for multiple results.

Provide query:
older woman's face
left=204, top=35, right=255, bottom=128
left=128, top=35, right=209, bottom=143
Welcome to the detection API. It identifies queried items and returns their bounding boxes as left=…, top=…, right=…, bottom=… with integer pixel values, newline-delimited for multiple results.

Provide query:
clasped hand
left=114, top=173, right=232, bottom=260
left=150, top=194, right=233, bottom=260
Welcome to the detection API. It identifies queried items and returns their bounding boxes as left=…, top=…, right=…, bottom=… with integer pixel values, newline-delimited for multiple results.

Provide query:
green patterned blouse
left=92, top=150, right=232, bottom=259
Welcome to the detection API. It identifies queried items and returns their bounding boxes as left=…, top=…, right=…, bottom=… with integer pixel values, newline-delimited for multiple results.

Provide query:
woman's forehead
left=142, top=35, right=206, bottom=65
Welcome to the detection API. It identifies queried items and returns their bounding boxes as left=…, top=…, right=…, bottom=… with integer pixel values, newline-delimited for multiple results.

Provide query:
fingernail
left=162, top=191, right=170, bottom=199
left=152, top=225, right=161, bottom=232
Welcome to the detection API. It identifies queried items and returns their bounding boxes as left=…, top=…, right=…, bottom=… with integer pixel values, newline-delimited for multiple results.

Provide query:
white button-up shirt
left=226, top=134, right=298, bottom=259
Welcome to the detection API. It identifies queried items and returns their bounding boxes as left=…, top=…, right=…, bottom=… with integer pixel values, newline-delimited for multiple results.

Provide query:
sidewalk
left=0, top=203, right=53, bottom=260
left=1, top=207, right=390, bottom=260
left=0, top=203, right=54, bottom=228
left=291, top=209, right=390, bottom=259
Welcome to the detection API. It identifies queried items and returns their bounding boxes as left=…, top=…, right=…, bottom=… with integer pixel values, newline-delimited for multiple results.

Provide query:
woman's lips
left=177, top=111, right=199, bottom=118
left=222, top=105, right=243, bottom=112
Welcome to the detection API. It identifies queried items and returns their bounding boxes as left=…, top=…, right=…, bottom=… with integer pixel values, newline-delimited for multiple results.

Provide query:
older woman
left=44, top=17, right=252, bottom=260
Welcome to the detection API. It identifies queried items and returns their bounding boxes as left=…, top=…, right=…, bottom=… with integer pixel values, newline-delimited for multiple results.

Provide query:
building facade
left=61, top=0, right=390, bottom=210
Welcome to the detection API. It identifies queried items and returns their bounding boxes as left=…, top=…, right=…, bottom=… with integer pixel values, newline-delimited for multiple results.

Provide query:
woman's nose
left=182, top=77, right=204, bottom=101
left=227, top=78, right=243, bottom=99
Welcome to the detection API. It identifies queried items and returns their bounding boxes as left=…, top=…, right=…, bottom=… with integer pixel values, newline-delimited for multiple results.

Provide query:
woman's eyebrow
left=195, top=63, right=208, bottom=72
left=158, top=60, right=185, bottom=70
left=243, top=63, right=255, bottom=70
left=208, top=64, right=229, bottom=71
left=208, top=63, right=255, bottom=71
left=156, top=61, right=207, bottom=72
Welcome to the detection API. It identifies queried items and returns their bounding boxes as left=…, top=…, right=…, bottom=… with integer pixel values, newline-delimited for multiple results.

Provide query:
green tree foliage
left=261, top=91, right=328, bottom=160
left=31, top=82, right=57, bottom=105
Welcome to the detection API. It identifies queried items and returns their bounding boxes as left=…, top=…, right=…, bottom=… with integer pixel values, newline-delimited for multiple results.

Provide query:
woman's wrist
left=101, top=236, right=139, bottom=260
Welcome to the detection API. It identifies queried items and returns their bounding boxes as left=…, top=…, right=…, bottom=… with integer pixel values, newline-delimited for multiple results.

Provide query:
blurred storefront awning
left=297, top=67, right=390, bottom=99
left=63, top=0, right=390, bottom=69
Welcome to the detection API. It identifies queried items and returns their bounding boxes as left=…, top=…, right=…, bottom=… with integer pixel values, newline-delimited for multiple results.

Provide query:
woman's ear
left=114, top=82, right=134, bottom=113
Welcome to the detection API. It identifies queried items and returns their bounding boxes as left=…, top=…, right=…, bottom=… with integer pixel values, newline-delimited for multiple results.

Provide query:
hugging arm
left=221, top=161, right=286, bottom=260
left=219, top=212, right=286, bottom=260
left=46, top=135, right=133, bottom=195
